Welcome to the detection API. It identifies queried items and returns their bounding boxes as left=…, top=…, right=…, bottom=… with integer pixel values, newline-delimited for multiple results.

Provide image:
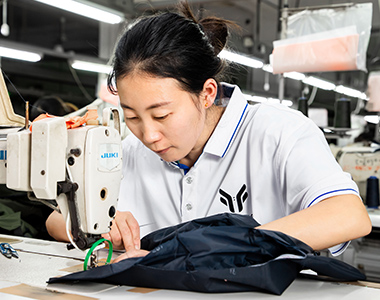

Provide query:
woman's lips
left=154, top=147, right=170, bottom=155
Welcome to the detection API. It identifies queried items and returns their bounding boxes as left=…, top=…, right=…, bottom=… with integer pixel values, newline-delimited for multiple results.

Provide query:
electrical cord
left=353, top=98, right=364, bottom=115
left=65, top=210, right=83, bottom=253
left=2, top=70, right=49, bottom=115
left=307, top=86, right=318, bottom=106
left=67, top=62, right=94, bottom=102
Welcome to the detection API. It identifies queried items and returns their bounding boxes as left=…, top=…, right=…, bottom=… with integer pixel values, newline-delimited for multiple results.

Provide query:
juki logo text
left=101, top=152, right=118, bottom=159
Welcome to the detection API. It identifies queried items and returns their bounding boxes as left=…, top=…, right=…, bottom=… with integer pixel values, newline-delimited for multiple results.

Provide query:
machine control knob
left=109, top=206, right=116, bottom=218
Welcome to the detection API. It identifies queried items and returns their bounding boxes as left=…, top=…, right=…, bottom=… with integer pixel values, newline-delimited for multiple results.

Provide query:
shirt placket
left=181, top=169, right=197, bottom=222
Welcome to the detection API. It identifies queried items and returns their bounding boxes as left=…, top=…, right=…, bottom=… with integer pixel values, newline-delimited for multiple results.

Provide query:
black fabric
left=48, top=213, right=366, bottom=295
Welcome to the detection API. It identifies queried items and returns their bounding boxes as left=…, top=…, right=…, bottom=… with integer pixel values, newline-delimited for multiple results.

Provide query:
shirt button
left=186, top=203, right=193, bottom=211
left=185, top=177, right=193, bottom=184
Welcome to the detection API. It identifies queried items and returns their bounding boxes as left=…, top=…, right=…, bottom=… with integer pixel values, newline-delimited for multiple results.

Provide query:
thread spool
left=297, top=97, right=308, bottom=117
left=334, top=98, right=351, bottom=128
left=366, top=176, right=380, bottom=209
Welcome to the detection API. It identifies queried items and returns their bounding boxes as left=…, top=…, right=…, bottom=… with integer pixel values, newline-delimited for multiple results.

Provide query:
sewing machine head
left=0, top=69, right=122, bottom=250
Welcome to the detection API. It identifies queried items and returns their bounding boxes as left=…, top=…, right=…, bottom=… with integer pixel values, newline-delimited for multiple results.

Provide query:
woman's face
left=117, top=73, right=210, bottom=163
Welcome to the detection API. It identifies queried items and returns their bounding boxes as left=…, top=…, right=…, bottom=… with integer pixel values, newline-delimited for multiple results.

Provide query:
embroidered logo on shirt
left=219, top=184, right=248, bottom=213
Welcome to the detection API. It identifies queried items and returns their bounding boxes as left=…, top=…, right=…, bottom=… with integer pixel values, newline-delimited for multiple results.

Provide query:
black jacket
left=48, top=213, right=365, bottom=295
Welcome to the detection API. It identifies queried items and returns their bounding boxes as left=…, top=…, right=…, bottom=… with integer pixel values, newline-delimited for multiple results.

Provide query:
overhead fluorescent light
left=267, top=97, right=280, bottom=104
left=282, top=100, right=293, bottom=107
left=284, top=72, right=305, bottom=81
left=0, top=46, right=42, bottom=62
left=335, top=85, right=367, bottom=100
left=219, top=50, right=264, bottom=69
left=262, top=64, right=273, bottom=73
left=263, top=65, right=305, bottom=81
left=364, top=115, right=379, bottom=124
left=71, top=60, right=112, bottom=74
left=243, top=94, right=254, bottom=101
left=302, top=76, right=336, bottom=91
left=34, top=0, right=124, bottom=24
left=268, top=98, right=293, bottom=107
left=252, top=96, right=267, bottom=103
left=244, top=94, right=293, bottom=107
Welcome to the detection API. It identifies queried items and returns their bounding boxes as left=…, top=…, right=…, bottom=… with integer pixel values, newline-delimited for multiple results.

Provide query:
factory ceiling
left=1, top=0, right=380, bottom=123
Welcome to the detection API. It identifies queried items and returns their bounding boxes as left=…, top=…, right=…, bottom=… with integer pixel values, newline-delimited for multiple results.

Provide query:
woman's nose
left=142, top=124, right=161, bottom=144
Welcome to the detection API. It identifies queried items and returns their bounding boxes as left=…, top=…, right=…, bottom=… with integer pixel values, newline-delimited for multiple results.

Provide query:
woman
left=47, top=1, right=371, bottom=261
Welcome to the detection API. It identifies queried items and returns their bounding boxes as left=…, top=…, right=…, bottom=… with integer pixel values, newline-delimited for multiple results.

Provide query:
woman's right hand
left=102, top=210, right=141, bottom=251
left=113, top=248, right=150, bottom=263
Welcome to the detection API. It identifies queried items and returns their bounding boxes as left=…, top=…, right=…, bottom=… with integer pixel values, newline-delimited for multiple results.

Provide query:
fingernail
left=135, top=244, right=139, bottom=250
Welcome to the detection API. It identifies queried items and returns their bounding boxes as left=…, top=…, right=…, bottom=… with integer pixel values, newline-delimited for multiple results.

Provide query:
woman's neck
left=179, top=105, right=225, bottom=168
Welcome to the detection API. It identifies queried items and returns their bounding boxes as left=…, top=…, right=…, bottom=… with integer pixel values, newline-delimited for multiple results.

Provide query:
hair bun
left=199, top=17, right=228, bottom=55
left=178, top=1, right=237, bottom=55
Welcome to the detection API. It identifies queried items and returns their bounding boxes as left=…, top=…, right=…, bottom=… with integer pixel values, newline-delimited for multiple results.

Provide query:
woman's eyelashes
left=125, top=114, right=169, bottom=122
left=154, top=114, right=169, bottom=120
left=125, top=116, right=138, bottom=121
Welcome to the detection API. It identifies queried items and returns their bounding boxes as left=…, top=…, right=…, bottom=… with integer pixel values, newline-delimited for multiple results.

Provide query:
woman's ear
left=202, top=79, right=218, bottom=108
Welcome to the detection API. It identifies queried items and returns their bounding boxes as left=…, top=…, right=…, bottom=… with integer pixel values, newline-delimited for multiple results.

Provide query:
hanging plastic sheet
left=48, top=213, right=365, bottom=295
left=272, top=3, right=372, bottom=74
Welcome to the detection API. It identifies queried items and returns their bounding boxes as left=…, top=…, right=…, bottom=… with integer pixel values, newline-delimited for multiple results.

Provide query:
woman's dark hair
left=108, top=1, right=235, bottom=98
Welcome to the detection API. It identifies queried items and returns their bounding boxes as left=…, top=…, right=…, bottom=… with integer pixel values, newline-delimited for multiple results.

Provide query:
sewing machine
left=336, top=145, right=380, bottom=201
left=0, top=69, right=122, bottom=256
left=335, top=144, right=380, bottom=282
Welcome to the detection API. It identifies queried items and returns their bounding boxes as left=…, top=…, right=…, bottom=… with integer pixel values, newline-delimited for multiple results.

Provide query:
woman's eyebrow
left=146, top=101, right=171, bottom=110
left=121, top=101, right=171, bottom=111
left=120, top=103, right=132, bottom=110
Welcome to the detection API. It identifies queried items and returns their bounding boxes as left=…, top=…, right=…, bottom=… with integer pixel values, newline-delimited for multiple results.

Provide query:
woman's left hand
left=113, top=249, right=150, bottom=263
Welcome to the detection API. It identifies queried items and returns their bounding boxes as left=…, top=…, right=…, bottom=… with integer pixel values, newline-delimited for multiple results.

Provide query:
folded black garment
left=48, top=213, right=365, bottom=295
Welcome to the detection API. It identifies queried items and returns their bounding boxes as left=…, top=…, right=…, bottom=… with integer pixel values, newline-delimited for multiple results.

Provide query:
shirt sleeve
left=275, top=115, right=360, bottom=256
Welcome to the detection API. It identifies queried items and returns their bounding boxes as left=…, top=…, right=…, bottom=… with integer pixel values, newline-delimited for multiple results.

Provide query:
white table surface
left=1, top=234, right=380, bottom=299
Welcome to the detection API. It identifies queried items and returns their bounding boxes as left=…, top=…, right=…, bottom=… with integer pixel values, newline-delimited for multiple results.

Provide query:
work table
left=1, top=234, right=380, bottom=299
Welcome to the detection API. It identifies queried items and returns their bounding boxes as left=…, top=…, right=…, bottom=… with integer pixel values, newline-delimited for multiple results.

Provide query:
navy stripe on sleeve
left=307, top=188, right=358, bottom=208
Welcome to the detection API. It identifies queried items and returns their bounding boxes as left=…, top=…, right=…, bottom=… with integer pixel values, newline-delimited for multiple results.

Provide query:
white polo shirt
left=118, top=83, right=359, bottom=256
